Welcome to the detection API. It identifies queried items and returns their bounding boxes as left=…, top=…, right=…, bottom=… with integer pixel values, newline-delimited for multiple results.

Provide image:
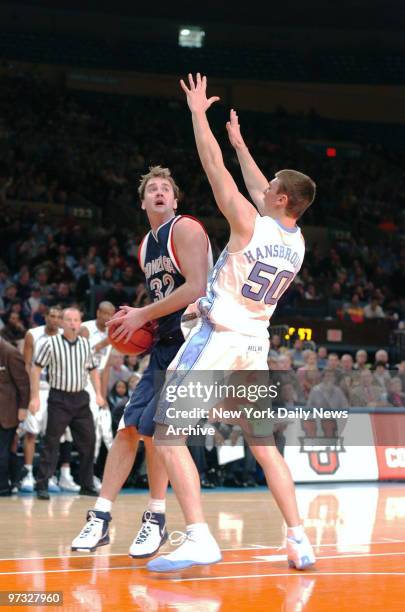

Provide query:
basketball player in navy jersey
left=72, top=166, right=212, bottom=555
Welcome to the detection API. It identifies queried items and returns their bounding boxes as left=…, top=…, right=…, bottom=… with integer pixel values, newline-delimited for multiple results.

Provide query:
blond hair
left=138, top=165, right=180, bottom=200
left=276, top=169, right=316, bottom=219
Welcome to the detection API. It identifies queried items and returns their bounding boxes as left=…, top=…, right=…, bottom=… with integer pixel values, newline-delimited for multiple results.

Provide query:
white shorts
left=21, top=388, right=49, bottom=436
left=86, top=381, right=113, bottom=458
left=21, top=385, right=72, bottom=442
left=170, top=317, right=269, bottom=371
left=155, top=317, right=270, bottom=429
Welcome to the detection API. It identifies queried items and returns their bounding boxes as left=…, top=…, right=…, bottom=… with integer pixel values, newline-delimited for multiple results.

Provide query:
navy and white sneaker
left=71, top=510, right=111, bottom=552
left=129, top=511, right=168, bottom=558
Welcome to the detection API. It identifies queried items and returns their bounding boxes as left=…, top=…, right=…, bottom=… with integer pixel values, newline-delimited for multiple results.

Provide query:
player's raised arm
left=180, top=73, right=256, bottom=241
left=226, top=109, right=268, bottom=215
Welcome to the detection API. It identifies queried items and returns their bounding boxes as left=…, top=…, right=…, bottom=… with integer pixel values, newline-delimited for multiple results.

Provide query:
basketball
left=108, top=320, right=156, bottom=355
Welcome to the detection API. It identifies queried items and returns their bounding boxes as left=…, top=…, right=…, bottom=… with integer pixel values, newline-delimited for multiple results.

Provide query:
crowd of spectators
left=0, top=73, right=404, bottom=333
left=97, top=341, right=405, bottom=488
left=0, top=71, right=404, bottom=489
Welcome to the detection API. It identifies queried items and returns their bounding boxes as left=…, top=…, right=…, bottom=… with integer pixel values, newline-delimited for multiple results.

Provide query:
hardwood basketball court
left=1, top=483, right=404, bottom=610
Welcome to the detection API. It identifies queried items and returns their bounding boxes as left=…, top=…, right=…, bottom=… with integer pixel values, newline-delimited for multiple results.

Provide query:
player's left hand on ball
left=106, top=305, right=148, bottom=343
left=180, top=73, right=220, bottom=113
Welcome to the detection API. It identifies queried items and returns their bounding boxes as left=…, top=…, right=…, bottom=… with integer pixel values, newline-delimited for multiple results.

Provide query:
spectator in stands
left=32, top=299, right=49, bottom=327
left=396, top=360, right=405, bottom=391
left=34, top=269, right=51, bottom=296
left=341, top=294, right=364, bottom=323
left=128, top=373, right=141, bottom=393
left=340, top=353, right=354, bottom=373
left=317, top=346, right=328, bottom=370
left=304, top=283, right=321, bottom=300
left=108, top=379, right=129, bottom=431
left=269, top=333, right=282, bottom=359
left=297, top=349, right=321, bottom=398
left=374, top=349, right=390, bottom=369
left=84, top=245, right=103, bottom=275
left=103, top=280, right=129, bottom=309
left=106, top=351, right=132, bottom=391
left=326, top=352, right=341, bottom=375
left=307, top=369, right=349, bottom=411
left=2, top=283, right=18, bottom=312
left=0, top=266, right=9, bottom=298
left=76, top=263, right=101, bottom=305
left=0, top=311, right=26, bottom=348
left=49, top=255, right=75, bottom=285
left=132, top=283, right=149, bottom=307
left=16, top=269, right=32, bottom=302
left=120, top=265, right=139, bottom=288
left=349, top=369, right=389, bottom=407
left=26, top=283, right=42, bottom=317
left=373, top=361, right=391, bottom=390
left=121, top=355, right=140, bottom=378
left=49, top=282, right=75, bottom=309
left=8, top=299, right=30, bottom=329
left=387, top=377, right=405, bottom=407
left=272, top=353, right=305, bottom=404
left=101, top=267, right=117, bottom=286
left=354, top=349, right=370, bottom=370
left=340, top=373, right=356, bottom=401
left=364, top=297, right=385, bottom=319
left=290, top=338, right=305, bottom=368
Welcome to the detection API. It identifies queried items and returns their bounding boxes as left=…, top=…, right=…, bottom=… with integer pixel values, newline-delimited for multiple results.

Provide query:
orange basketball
left=108, top=320, right=157, bottom=356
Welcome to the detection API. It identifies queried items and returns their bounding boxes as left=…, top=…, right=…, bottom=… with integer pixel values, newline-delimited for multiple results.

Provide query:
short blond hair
left=138, top=165, right=180, bottom=200
left=276, top=169, right=316, bottom=219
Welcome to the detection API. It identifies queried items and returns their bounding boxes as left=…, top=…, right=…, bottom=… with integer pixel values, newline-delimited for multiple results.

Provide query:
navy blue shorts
left=120, top=337, right=183, bottom=437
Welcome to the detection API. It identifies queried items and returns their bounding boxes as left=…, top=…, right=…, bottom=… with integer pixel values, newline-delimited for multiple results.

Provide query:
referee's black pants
left=36, top=389, right=95, bottom=491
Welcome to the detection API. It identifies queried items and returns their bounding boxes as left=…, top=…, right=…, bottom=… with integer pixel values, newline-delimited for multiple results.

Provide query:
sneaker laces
left=79, top=511, right=100, bottom=539
left=168, top=530, right=195, bottom=546
left=134, top=511, right=155, bottom=544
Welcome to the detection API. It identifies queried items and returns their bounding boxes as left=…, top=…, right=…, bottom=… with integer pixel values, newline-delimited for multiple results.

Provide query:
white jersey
left=29, top=325, right=63, bottom=387
left=199, top=215, right=305, bottom=338
left=81, top=319, right=111, bottom=370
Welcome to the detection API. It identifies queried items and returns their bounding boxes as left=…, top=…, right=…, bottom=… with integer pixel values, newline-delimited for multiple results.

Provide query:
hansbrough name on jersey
left=199, top=215, right=305, bottom=338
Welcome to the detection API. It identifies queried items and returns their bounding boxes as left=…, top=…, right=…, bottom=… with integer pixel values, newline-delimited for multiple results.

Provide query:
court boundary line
left=1, top=550, right=405, bottom=576
left=2, top=539, right=405, bottom=563
left=170, top=571, right=405, bottom=583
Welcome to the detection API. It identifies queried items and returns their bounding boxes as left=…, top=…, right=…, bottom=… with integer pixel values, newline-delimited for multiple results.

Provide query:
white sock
left=287, top=525, right=304, bottom=540
left=147, top=498, right=166, bottom=514
left=186, top=522, right=210, bottom=537
left=94, top=497, right=112, bottom=513
left=61, top=466, right=71, bottom=478
left=24, top=464, right=33, bottom=474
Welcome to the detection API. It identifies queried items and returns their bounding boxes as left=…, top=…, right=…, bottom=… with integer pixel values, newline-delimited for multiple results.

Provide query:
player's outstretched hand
left=226, top=109, right=246, bottom=150
left=180, top=73, right=220, bottom=113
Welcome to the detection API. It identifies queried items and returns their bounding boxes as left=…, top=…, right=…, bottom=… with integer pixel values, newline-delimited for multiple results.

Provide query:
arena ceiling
left=6, top=0, right=405, bottom=30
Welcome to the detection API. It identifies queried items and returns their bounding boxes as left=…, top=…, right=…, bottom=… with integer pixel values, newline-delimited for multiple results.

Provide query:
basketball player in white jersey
left=20, top=307, right=78, bottom=492
left=80, top=301, right=116, bottom=490
left=146, top=74, right=317, bottom=572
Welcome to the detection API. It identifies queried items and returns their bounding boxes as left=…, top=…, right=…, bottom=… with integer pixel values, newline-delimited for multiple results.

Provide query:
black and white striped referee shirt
left=35, top=334, right=98, bottom=392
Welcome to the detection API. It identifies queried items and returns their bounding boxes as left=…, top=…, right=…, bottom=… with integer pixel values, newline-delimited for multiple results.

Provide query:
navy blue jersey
left=138, top=215, right=212, bottom=339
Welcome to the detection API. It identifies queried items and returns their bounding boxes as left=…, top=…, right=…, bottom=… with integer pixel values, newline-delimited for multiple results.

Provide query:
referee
left=29, top=307, right=105, bottom=500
